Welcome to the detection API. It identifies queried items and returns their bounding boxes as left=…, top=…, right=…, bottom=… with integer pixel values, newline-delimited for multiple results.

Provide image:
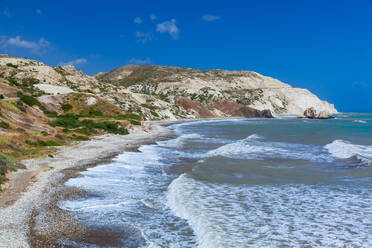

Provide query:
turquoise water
left=62, top=114, right=372, bottom=247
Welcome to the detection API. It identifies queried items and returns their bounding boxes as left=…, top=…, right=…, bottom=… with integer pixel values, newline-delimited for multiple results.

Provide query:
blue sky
left=1, top=0, right=371, bottom=112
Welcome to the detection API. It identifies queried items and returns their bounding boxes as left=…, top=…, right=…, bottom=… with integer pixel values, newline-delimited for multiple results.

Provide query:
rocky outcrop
left=300, top=107, right=334, bottom=119
left=213, top=100, right=273, bottom=118
left=175, top=97, right=214, bottom=118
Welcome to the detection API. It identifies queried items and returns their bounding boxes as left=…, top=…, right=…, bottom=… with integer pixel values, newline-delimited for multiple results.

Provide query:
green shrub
left=130, top=120, right=141, bottom=125
left=44, top=110, right=58, bottom=117
left=88, top=109, right=103, bottom=116
left=100, top=121, right=129, bottom=135
left=69, top=135, right=89, bottom=141
left=150, top=110, right=159, bottom=117
left=61, top=104, right=73, bottom=112
left=6, top=63, right=18, bottom=69
left=52, top=114, right=80, bottom=128
left=17, top=92, right=42, bottom=107
left=48, top=154, right=54, bottom=158
left=0, top=94, right=4, bottom=99
left=117, top=113, right=141, bottom=120
left=37, top=140, right=61, bottom=146
left=0, top=121, right=10, bottom=129
left=76, top=127, right=94, bottom=136
left=141, top=104, right=157, bottom=110
left=6, top=77, right=18, bottom=86
left=52, top=114, right=128, bottom=135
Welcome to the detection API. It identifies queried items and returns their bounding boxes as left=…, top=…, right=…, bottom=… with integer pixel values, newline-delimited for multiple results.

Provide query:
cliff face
left=96, top=65, right=337, bottom=116
left=0, top=55, right=337, bottom=121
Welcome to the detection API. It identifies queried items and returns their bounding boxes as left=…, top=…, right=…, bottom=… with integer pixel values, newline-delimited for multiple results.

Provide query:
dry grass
left=0, top=101, right=22, bottom=114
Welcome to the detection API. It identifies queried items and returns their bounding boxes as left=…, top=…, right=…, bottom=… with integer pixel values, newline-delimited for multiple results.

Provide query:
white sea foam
left=62, top=136, right=197, bottom=247
left=353, top=120, right=368, bottom=124
left=157, top=133, right=201, bottom=148
left=167, top=174, right=372, bottom=248
left=325, top=140, right=372, bottom=164
left=207, top=134, right=331, bottom=162
left=274, top=115, right=298, bottom=119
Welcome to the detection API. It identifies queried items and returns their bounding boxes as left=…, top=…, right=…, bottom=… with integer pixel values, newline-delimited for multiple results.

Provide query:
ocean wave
left=273, top=115, right=298, bottom=119
left=353, top=120, right=368, bottom=124
left=207, top=134, right=331, bottom=162
left=167, top=174, right=372, bottom=248
left=325, top=140, right=372, bottom=165
left=157, top=133, right=201, bottom=148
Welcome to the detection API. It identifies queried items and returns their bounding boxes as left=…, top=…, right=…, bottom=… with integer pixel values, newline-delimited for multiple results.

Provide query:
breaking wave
left=325, top=140, right=372, bottom=165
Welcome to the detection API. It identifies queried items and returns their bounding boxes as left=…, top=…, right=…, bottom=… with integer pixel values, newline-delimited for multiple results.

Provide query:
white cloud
left=150, top=14, right=157, bottom=20
left=135, top=31, right=153, bottom=44
left=1, top=36, right=50, bottom=53
left=3, top=10, right=10, bottom=18
left=202, top=15, right=221, bottom=22
left=58, top=58, right=87, bottom=67
left=36, top=9, right=42, bottom=15
left=134, top=17, right=142, bottom=24
left=156, top=19, right=179, bottom=39
left=128, top=58, right=152, bottom=65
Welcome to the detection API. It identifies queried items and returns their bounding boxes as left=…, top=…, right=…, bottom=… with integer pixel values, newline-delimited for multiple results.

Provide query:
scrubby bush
left=141, top=104, right=157, bottom=110
left=6, top=63, right=18, bottom=69
left=150, top=110, right=159, bottom=117
left=6, top=77, right=18, bottom=86
left=51, top=114, right=129, bottom=135
left=37, top=140, right=61, bottom=146
left=117, top=113, right=141, bottom=120
left=0, top=121, right=10, bottom=129
left=17, top=92, right=42, bottom=107
left=44, top=110, right=58, bottom=117
left=61, top=104, right=73, bottom=112
left=69, top=135, right=89, bottom=141
left=0, top=94, right=4, bottom=99
left=88, top=109, right=103, bottom=116
left=0, top=153, right=25, bottom=173
left=130, top=120, right=141, bottom=125
left=52, top=114, right=80, bottom=128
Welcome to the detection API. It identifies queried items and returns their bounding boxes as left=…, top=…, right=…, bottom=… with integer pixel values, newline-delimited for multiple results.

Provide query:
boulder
left=318, top=110, right=334, bottom=119
left=301, top=107, right=334, bottom=119
left=303, top=107, right=317, bottom=118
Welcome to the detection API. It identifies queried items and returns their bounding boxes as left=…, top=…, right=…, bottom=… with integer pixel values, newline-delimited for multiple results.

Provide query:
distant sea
left=62, top=113, right=372, bottom=247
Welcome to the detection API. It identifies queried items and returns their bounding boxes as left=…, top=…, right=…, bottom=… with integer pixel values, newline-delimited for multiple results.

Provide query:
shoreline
left=0, top=121, right=174, bottom=247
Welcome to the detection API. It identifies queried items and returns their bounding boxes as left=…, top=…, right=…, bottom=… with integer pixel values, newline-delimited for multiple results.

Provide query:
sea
left=61, top=113, right=372, bottom=248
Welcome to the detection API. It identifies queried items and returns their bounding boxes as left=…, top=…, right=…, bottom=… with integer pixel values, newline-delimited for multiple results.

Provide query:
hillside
left=96, top=64, right=337, bottom=117
left=0, top=55, right=337, bottom=122
left=0, top=54, right=338, bottom=186
left=0, top=55, right=144, bottom=187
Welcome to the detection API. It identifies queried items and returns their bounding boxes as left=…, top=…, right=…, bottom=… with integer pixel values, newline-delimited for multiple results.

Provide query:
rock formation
left=300, top=107, right=334, bottom=119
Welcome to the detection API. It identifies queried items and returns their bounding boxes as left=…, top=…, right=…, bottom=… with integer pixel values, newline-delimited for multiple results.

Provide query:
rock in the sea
left=301, top=107, right=334, bottom=119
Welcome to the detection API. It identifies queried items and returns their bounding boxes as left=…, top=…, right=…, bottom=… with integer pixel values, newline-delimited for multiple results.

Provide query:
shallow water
left=62, top=113, right=372, bottom=247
